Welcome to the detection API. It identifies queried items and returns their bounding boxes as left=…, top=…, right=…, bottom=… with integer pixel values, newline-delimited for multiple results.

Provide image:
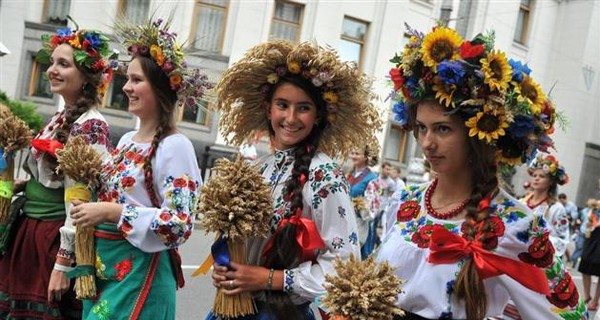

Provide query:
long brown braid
left=134, top=55, right=177, bottom=206
left=410, top=101, right=500, bottom=319
left=262, top=76, right=328, bottom=320
left=48, top=63, right=102, bottom=179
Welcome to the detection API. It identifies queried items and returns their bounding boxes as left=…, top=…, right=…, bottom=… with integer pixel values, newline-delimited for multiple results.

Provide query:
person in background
left=208, top=40, right=380, bottom=320
left=571, top=198, right=597, bottom=268
left=391, top=165, right=406, bottom=192
left=558, top=193, right=579, bottom=265
left=0, top=25, right=114, bottom=319
left=69, top=18, right=208, bottom=319
left=363, top=161, right=396, bottom=255
left=378, top=25, right=587, bottom=319
left=579, top=199, right=600, bottom=311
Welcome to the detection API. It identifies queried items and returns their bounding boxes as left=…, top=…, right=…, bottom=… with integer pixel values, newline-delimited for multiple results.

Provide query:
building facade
left=1, top=0, right=598, bottom=204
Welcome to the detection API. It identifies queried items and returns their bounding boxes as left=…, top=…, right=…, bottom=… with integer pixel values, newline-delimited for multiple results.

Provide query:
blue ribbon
left=0, top=148, right=10, bottom=173
left=211, top=234, right=230, bottom=267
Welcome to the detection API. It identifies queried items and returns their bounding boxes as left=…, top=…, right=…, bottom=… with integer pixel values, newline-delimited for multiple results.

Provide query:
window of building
left=181, top=99, right=210, bottom=126
left=105, top=73, right=129, bottom=110
left=339, top=16, right=368, bottom=67
left=514, top=0, right=532, bottom=45
left=28, top=58, right=53, bottom=98
left=191, top=0, right=228, bottom=53
left=118, top=0, right=150, bottom=26
left=269, top=1, right=303, bottom=42
left=384, top=124, right=410, bottom=163
left=43, top=0, right=71, bottom=25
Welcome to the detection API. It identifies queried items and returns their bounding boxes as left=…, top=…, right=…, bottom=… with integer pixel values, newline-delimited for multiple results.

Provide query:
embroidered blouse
left=37, top=109, right=112, bottom=262
left=528, top=201, right=570, bottom=257
left=246, top=149, right=360, bottom=305
left=377, top=182, right=587, bottom=320
left=96, top=131, right=202, bottom=252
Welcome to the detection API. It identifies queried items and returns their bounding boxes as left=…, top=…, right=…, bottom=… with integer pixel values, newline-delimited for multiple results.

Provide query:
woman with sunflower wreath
left=377, top=25, right=588, bottom=319
left=67, top=18, right=209, bottom=319
left=0, top=23, right=114, bottom=319
left=208, top=41, right=381, bottom=320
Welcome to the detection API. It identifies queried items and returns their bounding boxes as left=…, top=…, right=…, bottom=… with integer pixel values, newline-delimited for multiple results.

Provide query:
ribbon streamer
left=65, top=184, right=92, bottom=203
left=31, top=139, right=64, bottom=158
left=0, top=148, right=10, bottom=172
left=428, top=225, right=550, bottom=295
left=0, top=180, right=14, bottom=199
left=263, top=211, right=325, bottom=260
left=66, top=265, right=95, bottom=278
left=192, top=233, right=230, bottom=277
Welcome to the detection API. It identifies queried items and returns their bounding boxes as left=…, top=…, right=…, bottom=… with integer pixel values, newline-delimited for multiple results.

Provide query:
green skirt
left=82, top=224, right=176, bottom=320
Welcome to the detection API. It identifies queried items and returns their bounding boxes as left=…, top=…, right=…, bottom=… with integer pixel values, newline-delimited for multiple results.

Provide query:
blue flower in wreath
left=392, top=100, right=409, bottom=126
left=57, top=27, right=73, bottom=37
left=437, top=60, right=466, bottom=86
left=508, top=59, right=531, bottom=83
left=84, top=32, right=102, bottom=49
left=508, top=114, right=535, bottom=138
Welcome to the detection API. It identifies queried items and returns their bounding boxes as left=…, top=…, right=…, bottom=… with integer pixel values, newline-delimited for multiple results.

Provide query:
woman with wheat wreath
left=68, top=18, right=210, bottom=319
left=0, top=25, right=114, bottom=319
left=207, top=41, right=381, bottom=320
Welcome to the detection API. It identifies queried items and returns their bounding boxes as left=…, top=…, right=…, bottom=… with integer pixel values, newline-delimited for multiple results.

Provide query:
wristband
left=53, top=263, right=74, bottom=273
left=266, top=268, right=275, bottom=291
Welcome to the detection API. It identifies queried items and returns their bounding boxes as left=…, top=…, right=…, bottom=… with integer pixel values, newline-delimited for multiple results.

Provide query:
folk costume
left=0, top=26, right=114, bottom=319
left=81, top=19, right=210, bottom=320
left=206, top=41, right=381, bottom=319
left=377, top=26, right=588, bottom=319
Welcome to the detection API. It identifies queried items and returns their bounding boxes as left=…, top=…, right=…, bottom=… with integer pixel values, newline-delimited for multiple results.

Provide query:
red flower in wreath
left=547, top=273, right=579, bottom=308
left=518, top=232, right=555, bottom=268
left=389, top=67, right=405, bottom=91
left=397, top=200, right=420, bottom=222
left=411, top=224, right=436, bottom=248
left=114, top=257, right=133, bottom=281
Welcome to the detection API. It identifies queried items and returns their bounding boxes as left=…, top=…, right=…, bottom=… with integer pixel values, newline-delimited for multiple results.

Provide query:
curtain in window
left=125, top=0, right=149, bottom=26
left=194, top=1, right=227, bottom=52
left=46, top=0, right=71, bottom=24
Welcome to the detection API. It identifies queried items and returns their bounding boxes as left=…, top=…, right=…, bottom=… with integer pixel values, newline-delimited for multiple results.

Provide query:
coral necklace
left=526, top=195, right=548, bottom=209
left=425, top=178, right=470, bottom=219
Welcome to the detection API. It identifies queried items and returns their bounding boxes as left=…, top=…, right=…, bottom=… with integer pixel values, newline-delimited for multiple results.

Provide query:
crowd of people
left=0, top=14, right=596, bottom=320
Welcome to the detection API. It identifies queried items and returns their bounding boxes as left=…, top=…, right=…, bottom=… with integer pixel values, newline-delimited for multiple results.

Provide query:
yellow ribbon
left=0, top=180, right=14, bottom=199
left=65, top=183, right=92, bottom=203
left=192, top=254, right=214, bottom=277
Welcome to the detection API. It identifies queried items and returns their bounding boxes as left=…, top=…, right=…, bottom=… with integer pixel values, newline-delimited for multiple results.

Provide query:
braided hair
left=262, top=75, right=327, bottom=320
left=48, top=48, right=103, bottom=179
left=133, top=55, right=178, bottom=205
left=410, top=101, right=500, bottom=320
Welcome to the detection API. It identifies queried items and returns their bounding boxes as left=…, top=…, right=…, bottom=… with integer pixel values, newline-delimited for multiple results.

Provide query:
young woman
left=579, top=199, right=600, bottom=311
left=67, top=19, right=209, bottom=319
left=523, top=153, right=570, bottom=257
left=377, top=26, right=587, bottom=319
left=207, top=41, right=381, bottom=320
left=0, top=27, right=114, bottom=319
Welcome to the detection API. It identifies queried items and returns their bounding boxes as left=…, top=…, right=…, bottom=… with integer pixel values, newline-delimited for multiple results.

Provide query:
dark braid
left=49, top=64, right=102, bottom=180
left=262, top=75, right=328, bottom=320
left=134, top=55, right=178, bottom=206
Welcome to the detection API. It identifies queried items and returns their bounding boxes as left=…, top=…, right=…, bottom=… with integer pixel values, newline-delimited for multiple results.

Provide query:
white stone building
left=0, top=0, right=598, bottom=205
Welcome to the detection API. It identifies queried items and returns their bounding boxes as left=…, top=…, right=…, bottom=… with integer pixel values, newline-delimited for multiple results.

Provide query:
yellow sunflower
left=420, top=27, right=463, bottom=71
left=496, top=152, right=522, bottom=166
left=465, top=106, right=509, bottom=143
left=433, top=80, right=456, bottom=108
left=514, top=75, right=546, bottom=115
left=481, top=50, right=512, bottom=92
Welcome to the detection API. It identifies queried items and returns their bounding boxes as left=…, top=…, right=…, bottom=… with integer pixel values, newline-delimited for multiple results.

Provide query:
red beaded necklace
left=526, top=195, right=548, bottom=209
left=424, top=178, right=470, bottom=219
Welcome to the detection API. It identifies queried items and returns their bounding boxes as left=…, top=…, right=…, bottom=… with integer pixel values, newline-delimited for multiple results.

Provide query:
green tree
left=0, top=91, right=44, bottom=133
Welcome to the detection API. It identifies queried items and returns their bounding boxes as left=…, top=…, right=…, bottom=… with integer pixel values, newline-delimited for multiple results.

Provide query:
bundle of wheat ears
left=321, top=255, right=405, bottom=320
left=56, top=136, right=102, bottom=299
left=198, top=156, right=272, bottom=318
left=0, top=114, right=32, bottom=225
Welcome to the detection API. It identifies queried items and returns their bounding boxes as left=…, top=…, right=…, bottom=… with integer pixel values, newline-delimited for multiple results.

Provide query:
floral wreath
left=389, top=24, right=564, bottom=166
left=115, top=18, right=214, bottom=109
left=213, top=41, right=382, bottom=159
left=528, top=152, right=569, bottom=185
left=36, top=19, right=118, bottom=96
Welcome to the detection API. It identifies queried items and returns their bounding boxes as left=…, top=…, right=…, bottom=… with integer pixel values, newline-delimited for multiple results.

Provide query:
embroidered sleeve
left=57, top=117, right=112, bottom=266
left=504, top=212, right=587, bottom=319
left=547, top=203, right=570, bottom=257
left=286, top=162, right=361, bottom=303
left=116, top=136, right=202, bottom=252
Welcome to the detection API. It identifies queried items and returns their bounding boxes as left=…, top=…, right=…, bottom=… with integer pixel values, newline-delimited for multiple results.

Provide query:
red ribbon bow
left=31, top=139, right=64, bottom=158
left=428, top=225, right=550, bottom=295
left=263, top=209, right=325, bottom=261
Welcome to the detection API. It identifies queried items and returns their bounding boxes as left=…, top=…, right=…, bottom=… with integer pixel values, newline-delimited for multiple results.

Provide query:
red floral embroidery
left=120, top=221, right=133, bottom=234
left=133, top=153, right=145, bottom=164
left=411, top=224, right=436, bottom=248
left=114, top=257, right=133, bottom=281
left=173, top=178, right=187, bottom=188
left=461, top=216, right=505, bottom=250
left=176, top=213, right=187, bottom=221
left=547, top=273, right=579, bottom=308
left=116, top=163, right=126, bottom=172
left=121, top=176, right=135, bottom=188
left=314, top=169, right=325, bottom=182
left=317, top=188, right=329, bottom=198
left=518, top=232, right=555, bottom=268
left=188, top=180, right=196, bottom=192
left=159, top=212, right=172, bottom=221
left=397, top=200, right=420, bottom=222
left=124, top=150, right=135, bottom=160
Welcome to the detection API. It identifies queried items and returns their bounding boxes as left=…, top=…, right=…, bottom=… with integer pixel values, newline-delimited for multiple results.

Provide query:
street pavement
left=176, top=228, right=598, bottom=319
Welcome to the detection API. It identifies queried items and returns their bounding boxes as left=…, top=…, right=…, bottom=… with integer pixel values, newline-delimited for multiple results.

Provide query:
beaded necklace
left=526, top=195, right=548, bottom=209
left=424, top=178, right=470, bottom=219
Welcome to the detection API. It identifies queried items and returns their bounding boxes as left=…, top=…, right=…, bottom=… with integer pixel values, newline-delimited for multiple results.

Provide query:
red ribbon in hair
left=263, top=208, right=325, bottom=261
left=428, top=225, right=550, bottom=295
left=31, top=139, right=64, bottom=158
